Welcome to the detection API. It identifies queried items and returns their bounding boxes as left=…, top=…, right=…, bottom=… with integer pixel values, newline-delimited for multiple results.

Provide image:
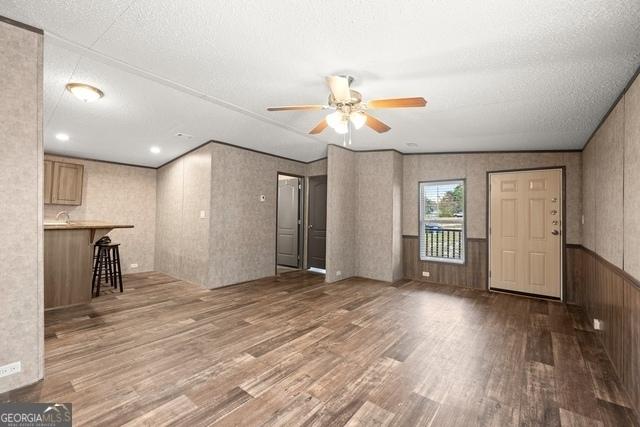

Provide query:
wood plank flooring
left=3, top=271, right=638, bottom=426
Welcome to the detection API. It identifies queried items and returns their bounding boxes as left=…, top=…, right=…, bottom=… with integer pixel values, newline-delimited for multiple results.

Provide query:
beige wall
left=625, top=74, right=640, bottom=279
left=208, top=143, right=306, bottom=288
left=44, top=155, right=157, bottom=274
left=155, top=144, right=211, bottom=285
left=582, top=141, right=597, bottom=251
left=402, top=152, right=582, bottom=244
left=306, top=158, right=327, bottom=176
left=391, top=152, right=403, bottom=281
left=0, top=21, right=43, bottom=393
left=156, top=142, right=312, bottom=288
left=326, top=147, right=403, bottom=283
left=327, top=147, right=581, bottom=284
left=584, top=72, right=640, bottom=276
left=355, top=152, right=394, bottom=281
left=326, top=146, right=357, bottom=282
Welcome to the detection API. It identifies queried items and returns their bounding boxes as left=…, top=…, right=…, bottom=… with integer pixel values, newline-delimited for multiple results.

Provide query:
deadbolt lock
left=551, top=197, right=558, bottom=203
left=550, top=209, right=558, bottom=215
left=552, top=220, right=559, bottom=225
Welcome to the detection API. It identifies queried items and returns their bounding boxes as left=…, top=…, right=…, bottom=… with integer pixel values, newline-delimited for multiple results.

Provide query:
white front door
left=489, top=169, right=562, bottom=298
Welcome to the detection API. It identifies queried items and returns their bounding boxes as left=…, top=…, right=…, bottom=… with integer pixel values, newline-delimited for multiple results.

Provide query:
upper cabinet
left=44, top=160, right=84, bottom=205
left=44, top=160, right=53, bottom=204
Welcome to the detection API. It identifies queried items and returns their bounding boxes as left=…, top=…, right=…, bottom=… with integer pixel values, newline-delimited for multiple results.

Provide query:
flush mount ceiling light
left=150, top=146, right=161, bottom=154
left=65, top=83, right=104, bottom=102
left=55, top=133, right=70, bottom=141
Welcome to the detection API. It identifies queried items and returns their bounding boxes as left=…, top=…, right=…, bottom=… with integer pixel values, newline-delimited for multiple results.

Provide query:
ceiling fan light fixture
left=349, top=111, right=367, bottom=130
left=325, top=111, right=344, bottom=129
left=66, top=83, right=104, bottom=102
left=333, top=120, right=349, bottom=134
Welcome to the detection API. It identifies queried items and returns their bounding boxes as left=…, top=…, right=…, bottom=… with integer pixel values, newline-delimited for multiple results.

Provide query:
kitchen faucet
left=56, top=211, right=70, bottom=224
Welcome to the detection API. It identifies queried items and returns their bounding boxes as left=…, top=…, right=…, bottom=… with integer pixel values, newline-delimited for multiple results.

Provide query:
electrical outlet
left=259, top=195, right=266, bottom=202
left=422, top=271, right=430, bottom=277
left=593, top=318, right=603, bottom=330
left=0, top=361, right=21, bottom=378
left=130, top=263, right=139, bottom=269
left=336, top=270, right=342, bottom=277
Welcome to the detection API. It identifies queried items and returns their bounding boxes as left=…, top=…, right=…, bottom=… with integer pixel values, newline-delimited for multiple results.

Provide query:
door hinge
left=298, top=184, right=302, bottom=190
left=489, top=270, right=492, bottom=278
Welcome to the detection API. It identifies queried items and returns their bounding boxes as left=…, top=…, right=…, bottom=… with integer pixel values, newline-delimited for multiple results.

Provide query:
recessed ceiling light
left=55, top=133, right=70, bottom=141
left=150, top=146, right=161, bottom=154
left=66, top=83, right=104, bottom=102
left=406, top=142, right=418, bottom=147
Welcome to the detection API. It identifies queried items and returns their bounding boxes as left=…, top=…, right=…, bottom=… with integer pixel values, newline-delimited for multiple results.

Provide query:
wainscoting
left=403, top=237, right=582, bottom=302
left=573, top=245, right=640, bottom=416
left=402, top=236, right=487, bottom=289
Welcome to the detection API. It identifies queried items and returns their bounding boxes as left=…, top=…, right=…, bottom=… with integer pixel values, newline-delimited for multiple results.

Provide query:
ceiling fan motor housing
left=328, top=90, right=363, bottom=109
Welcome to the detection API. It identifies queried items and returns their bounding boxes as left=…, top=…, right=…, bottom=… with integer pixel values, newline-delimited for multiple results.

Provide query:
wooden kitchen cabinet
left=44, top=159, right=53, bottom=204
left=44, top=160, right=84, bottom=205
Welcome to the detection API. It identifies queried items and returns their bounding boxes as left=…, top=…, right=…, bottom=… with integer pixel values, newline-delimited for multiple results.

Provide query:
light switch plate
left=200, top=210, right=207, bottom=219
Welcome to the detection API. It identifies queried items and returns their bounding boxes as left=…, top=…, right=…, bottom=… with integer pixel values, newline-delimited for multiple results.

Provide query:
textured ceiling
left=2, top=0, right=640, bottom=166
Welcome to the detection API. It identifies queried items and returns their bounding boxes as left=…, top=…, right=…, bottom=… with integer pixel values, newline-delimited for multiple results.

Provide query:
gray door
left=308, top=175, right=327, bottom=269
left=277, top=177, right=300, bottom=267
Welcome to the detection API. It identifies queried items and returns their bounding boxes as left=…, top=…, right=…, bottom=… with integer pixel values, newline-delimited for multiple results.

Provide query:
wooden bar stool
left=92, top=242, right=123, bottom=297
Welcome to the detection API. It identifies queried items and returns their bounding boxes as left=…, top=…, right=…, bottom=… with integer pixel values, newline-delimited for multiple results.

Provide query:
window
left=419, top=180, right=465, bottom=263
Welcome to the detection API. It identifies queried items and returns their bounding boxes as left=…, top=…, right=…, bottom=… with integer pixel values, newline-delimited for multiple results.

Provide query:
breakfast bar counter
left=44, top=221, right=133, bottom=309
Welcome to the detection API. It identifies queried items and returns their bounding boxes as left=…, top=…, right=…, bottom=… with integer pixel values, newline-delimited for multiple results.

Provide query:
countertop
left=44, top=220, right=134, bottom=230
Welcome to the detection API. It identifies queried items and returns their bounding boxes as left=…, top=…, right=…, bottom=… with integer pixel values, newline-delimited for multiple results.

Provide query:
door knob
left=551, top=230, right=560, bottom=235
left=308, top=224, right=313, bottom=229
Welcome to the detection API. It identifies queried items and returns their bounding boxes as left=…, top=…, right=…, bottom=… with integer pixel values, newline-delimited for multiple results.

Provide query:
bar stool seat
left=92, top=242, right=123, bottom=297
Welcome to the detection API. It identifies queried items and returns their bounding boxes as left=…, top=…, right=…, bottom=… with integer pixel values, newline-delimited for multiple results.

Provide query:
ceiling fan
left=266, top=75, right=426, bottom=143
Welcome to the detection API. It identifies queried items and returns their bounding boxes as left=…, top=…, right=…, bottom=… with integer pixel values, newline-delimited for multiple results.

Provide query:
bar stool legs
left=92, top=243, right=124, bottom=297
left=113, top=245, right=123, bottom=293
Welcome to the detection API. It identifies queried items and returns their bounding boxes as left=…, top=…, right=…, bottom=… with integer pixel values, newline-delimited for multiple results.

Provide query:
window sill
left=419, top=256, right=466, bottom=265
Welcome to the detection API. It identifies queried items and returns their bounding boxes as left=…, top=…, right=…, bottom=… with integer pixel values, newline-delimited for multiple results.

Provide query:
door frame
left=486, top=166, right=566, bottom=301
left=275, top=172, right=304, bottom=273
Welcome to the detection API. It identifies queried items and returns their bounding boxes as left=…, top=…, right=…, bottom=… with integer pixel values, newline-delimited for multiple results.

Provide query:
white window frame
left=419, top=179, right=466, bottom=264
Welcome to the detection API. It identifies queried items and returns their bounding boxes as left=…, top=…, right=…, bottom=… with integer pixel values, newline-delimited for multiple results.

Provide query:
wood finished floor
left=4, top=271, right=638, bottom=426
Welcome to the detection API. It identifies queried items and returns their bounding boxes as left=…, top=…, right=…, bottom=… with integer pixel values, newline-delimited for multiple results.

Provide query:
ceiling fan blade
left=267, top=105, right=326, bottom=111
left=326, top=76, right=351, bottom=102
left=367, top=97, right=427, bottom=109
left=364, top=113, right=391, bottom=133
left=309, top=119, right=328, bottom=134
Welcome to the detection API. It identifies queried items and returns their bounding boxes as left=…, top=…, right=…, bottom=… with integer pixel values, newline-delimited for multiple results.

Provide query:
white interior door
left=277, top=177, right=300, bottom=267
left=489, top=169, right=562, bottom=298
